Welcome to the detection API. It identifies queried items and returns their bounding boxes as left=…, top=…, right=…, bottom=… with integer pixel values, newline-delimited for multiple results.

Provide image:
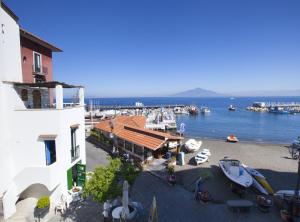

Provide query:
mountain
left=171, top=88, right=224, bottom=97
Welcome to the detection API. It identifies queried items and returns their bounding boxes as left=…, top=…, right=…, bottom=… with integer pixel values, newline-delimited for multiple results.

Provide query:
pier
left=86, top=104, right=187, bottom=111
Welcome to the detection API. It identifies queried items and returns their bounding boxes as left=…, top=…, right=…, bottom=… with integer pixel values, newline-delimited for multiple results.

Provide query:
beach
left=176, top=139, right=298, bottom=201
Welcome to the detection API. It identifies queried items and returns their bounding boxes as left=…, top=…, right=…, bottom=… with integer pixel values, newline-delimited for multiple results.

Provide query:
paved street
left=85, top=140, right=110, bottom=171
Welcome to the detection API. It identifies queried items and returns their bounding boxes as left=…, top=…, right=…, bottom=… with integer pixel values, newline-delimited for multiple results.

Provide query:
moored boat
left=219, top=158, right=253, bottom=188
left=228, top=105, right=236, bottom=111
left=200, top=107, right=211, bottom=114
left=188, top=106, right=199, bottom=115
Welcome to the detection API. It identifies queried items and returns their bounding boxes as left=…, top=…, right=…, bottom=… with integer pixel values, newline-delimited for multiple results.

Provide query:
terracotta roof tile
left=95, top=115, right=182, bottom=150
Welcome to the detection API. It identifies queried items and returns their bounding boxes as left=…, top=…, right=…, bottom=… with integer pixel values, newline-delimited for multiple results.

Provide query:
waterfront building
left=0, top=2, right=86, bottom=219
left=95, top=116, right=182, bottom=161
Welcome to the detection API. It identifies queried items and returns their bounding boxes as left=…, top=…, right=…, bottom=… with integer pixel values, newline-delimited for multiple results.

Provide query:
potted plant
left=280, top=209, right=292, bottom=221
left=34, top=196, right=50, bottom=220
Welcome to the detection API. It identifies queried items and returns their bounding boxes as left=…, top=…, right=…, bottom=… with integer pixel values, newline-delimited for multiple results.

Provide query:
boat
left=188, top=106, right=199, bottom=115
left=269, top=107, right=289, bottom=114
left=199, top=149, right=211, bottom=156
left=185, top=139, right=202, bottom=152
left=242, top=164, right=273, bottom=195
left=274, top=190, right=300, bottom=198
left=227, top=135, right=239, bottom=143
left=195, top=153, right=209, bottom=165
left=219, top=158, right=253, bottom=188
left=200, top=107, right=211, bottom=114
left=228, top=105, right=236, bottom=111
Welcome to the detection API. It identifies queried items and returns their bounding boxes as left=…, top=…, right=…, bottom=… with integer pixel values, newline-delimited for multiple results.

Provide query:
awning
left=13, top=81, right=83, bottom=88
left=38, top=134, right=57, bottom=140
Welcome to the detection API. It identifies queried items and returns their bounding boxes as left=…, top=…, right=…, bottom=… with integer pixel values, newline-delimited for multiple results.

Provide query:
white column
left=79, top=87, right=84, bottom=106
left=55, top=85, right=63, bottom=109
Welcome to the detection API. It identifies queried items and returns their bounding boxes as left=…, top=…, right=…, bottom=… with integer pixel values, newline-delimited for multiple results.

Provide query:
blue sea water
left=85, top=97, right=300, bottom=144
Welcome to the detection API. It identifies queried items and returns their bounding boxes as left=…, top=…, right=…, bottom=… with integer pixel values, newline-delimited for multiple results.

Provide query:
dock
left=86, top=104, right=186, bottom=111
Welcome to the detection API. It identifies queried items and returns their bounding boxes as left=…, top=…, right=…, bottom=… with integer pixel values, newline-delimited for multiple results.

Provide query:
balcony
left=32, top=65, right=48, bottom=75
left=71, top=145, right=80, bottom=162
left=14, top=81, right=84, bottom=110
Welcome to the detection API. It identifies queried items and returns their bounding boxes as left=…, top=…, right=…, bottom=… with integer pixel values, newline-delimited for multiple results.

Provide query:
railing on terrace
left=71, top=145, right=80, bottom=162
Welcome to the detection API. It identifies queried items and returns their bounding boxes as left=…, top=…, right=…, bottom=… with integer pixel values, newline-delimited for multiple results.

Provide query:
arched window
left=21, top=89, right=28, bottom=101
left=22, top=56, right=27, bottom=63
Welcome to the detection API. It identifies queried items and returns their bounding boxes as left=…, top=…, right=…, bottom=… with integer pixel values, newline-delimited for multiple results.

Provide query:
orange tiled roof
left=95, top=115, right=181, bottom=150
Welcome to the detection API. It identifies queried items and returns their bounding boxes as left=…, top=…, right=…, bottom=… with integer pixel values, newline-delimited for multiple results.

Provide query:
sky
left=6, top=0, right=300, bottom=97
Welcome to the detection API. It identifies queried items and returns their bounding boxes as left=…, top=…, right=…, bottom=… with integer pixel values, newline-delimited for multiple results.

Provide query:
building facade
left=0, top=2, right=86, bottom=220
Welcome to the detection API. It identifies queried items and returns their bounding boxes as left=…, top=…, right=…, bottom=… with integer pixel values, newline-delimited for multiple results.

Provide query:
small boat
left=269, top=107, right=289, bottom=114
left=227, top=135, right=239, bottom=143
left=199, top=149, right=211, bottom=156
left=228, top=105, right=236, bottom=111
left=219, top=158, right=253, bottom=188
left=274, top=190, right=300, bottom=198
left=188, top=106, right=199, bottom=115
left=195, top=153, right=209, bottom=165
left=242, top=165, right=273, bottom=195
left=185, top=139, right=202, bottom=152
left=200, top=107, right=211, bottom=114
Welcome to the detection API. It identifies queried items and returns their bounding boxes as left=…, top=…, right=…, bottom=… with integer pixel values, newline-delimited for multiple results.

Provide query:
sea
left=84, top=97, right=300, bottom=144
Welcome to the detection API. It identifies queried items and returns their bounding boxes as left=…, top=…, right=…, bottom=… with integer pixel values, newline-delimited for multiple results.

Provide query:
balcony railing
left=32, top=65, right=48, bottom=75
left=71, top=145, right=80, bottom=162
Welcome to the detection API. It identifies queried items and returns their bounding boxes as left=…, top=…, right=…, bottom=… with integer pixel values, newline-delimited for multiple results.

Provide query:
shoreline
left=181, top=134, right=290, bottom=146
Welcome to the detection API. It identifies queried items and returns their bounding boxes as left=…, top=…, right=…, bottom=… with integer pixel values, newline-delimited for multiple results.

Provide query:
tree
left=84, top=157, right=122, bottom=203
left=83, top=157, right=140, bottom=203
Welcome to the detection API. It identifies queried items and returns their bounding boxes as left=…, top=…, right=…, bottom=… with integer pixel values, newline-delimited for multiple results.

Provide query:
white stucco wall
left=0, top=5, right=23, bottom=198
left=0, top=5, right=86, bottom=219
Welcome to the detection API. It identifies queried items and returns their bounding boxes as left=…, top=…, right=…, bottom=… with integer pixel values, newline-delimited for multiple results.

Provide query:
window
left=45, top=140, right=56, bottom=165
left=71, top=127, right=80, bottom=161
left=33, top=52, right=41, bottom=73
left=134, top=144, right=143, bottom=156
left=21, top=89, right=28, bottom=101
left=71, top=128, right=77, bottom=149
left=125, top=141, right=132, bottom=151
left=117, top=138, right=124, bottom=148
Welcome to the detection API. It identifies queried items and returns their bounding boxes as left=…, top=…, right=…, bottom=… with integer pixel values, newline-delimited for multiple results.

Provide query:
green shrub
left=36, top=196, right=50, bottom=209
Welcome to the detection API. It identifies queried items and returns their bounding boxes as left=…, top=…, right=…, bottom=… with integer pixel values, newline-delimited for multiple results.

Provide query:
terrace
left=13, top=81, right=84, bottom=110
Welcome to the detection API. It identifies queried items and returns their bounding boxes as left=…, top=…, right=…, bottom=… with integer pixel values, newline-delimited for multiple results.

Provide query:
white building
left=0, top=2, right=86, bottom=220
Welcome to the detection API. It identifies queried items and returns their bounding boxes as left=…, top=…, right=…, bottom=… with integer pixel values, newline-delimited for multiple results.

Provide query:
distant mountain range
left=171, top=88, right=224, bottom=97
left=171, top=88, right=300, bottom=97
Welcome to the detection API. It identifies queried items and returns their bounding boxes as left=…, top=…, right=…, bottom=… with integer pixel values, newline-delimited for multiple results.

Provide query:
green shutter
left=76, top=164, right=86, bottom=188
left=67, top=168, right=73, bottom=190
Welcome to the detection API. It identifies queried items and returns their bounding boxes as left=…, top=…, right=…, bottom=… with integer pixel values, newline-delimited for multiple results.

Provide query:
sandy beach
left=175, top=139, right=298, bottom=202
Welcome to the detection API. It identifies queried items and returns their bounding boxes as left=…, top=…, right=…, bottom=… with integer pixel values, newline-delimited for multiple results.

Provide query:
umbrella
left=121, top=180, right=130, bottom=219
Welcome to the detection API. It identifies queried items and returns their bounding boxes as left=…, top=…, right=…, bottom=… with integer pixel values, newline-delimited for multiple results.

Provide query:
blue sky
left=7, top=0, right=300, bottom=97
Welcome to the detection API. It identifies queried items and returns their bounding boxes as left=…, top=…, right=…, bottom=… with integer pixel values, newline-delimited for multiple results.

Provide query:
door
left=76, top=164, right=86, bottom=187
left=32, top=90, right=41, bottom=108
left=67, top=168, right=73, bottom=190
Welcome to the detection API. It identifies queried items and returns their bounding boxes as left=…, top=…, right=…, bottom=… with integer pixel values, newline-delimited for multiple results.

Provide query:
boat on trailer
left=219, top=158, right=253, bottom=188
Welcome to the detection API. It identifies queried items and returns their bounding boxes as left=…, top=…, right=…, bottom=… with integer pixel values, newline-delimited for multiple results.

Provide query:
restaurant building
left=95, top=116, right=182, bottom=162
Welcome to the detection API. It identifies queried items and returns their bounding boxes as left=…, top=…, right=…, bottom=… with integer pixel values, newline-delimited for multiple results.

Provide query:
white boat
left=228, top=105, right=236, bottom=111
left=219, top=158, right=253, bottom=188
left=195, top=153, right=209, bottom=165
left=200, top=107, right=211, bottom=114
left=185, top=139, right=202, bottom=152
left=199, top=149, right=211, bottom=156
left=274, top=190, right=300, bottom=198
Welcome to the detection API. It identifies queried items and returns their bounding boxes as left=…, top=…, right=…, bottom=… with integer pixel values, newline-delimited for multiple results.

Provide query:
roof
left=13, top=81, right=83, bottom=88
left=20, top=28, right=62, bottom=52
left=1, top=2, right=19, bottom=22
left=95, top=116, right=182, bottom=150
